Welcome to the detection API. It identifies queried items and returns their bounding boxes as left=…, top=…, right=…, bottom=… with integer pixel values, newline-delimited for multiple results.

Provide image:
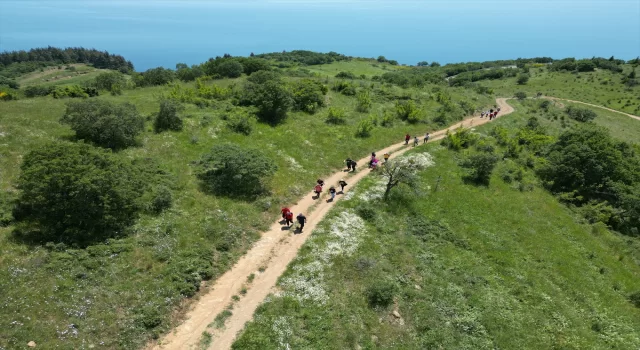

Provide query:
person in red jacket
left=405, top=133, right=411, bottom=145
left=284, top=210, right=294, bottom=227
left=281, top=207, right=290, bottom=220
left=314, top=184, right=323, bottom=199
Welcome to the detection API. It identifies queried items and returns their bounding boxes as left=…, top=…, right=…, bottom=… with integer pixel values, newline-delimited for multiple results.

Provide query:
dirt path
left=150, top=98, right=515, bottom=350
left=544, top=96, right=640, bottom=121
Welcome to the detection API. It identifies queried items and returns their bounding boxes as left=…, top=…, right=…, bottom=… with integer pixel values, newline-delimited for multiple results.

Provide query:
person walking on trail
left=314, top=184, right=323, bottom=198
left=383, top=153, right=390, bottom=163
left=328, top=186, right=336, bottom=201
left=424, top=132, right=430, bottom=144
left=281, top=206, right=291, bottom=220
left=350, top=159, right=357, bottom=172
left=405, top=133, right=411, bottom=145
left=284, top=210, right=294, bottom=227
left=338, top=179, right=348, bottom=193
left=317, top=179, right=325, bottom=187
left=345, top=158, right=353, bottom=171
left=297, top=213, right=307, bottom=232
left=370, top=158, right=379, bottom=170
left=413, top=136, right=419, bottom=147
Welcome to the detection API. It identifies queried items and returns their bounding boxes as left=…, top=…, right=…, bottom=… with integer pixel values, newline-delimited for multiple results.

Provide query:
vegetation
left=241, top=71, right=293, bottom=124
left=60, top=99, right=144, bottom=150
left=154, top=99, right=184, bottom=133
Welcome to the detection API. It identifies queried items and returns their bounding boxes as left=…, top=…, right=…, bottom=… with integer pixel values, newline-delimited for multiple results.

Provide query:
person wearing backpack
left=281, top=206, right=290, bottom=220
left=297, top=213, right=307, bottom=232
left=345, top=158, right=353, bottom=171
left=314, top=183, right=323, bottom=199
left=338, top=179, right=348, bottom=193
left=413, top=136, right=419, bottom=147
left=405, top=133, right=411, bottom=145
left=423, top=132, right=430, bottom=144
left=328, top=186, right=336, bottom=201
left=285, top=210, right=294, bottom=227
left=350, top=159, right=357, bottom=172
left=383, top=153, right=390, bottom=163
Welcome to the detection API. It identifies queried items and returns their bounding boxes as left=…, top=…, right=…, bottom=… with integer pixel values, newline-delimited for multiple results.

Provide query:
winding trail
left=150, top=98, right=515, bottom=350
left=544, top=96, right=640, bottom=121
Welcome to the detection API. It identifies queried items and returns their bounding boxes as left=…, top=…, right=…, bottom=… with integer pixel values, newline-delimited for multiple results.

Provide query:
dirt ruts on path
left=544, top=96, right=640, bottom=121
left=150, top=98, right=515, bottom=350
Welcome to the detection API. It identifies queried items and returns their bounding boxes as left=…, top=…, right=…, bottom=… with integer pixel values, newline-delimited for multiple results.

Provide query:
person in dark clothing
left=345, top=158, right=353, bottom=171
left=328, top=186, right=336, bottom=201
left=297, top=213, right=307, bottom=232
left=350, top=160, right=357, bottom=172
left=338, top=179, right=348, bottom=193
left=405, top=134, right=411, bottom=145
left=317, top=179, right=325, bottom=187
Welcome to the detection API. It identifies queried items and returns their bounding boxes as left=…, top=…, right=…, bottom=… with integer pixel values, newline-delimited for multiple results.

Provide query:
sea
left=1, top=0, right=639, bottom=71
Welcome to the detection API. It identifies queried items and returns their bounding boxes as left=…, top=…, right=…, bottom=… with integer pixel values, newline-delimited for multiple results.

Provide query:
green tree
left=60, top=99, right=144, bottom=150
left=291, top=79, right=327, bottom=113
left=380, top=158, right=428, bottom=199
left=430, top=62, right=441, bottom=67
left=325, top=107, right=347, bottom=124
left=154, top=99, right=184, bottom=132
left=13, top=142, right=146, bottom=244
left=217, top=60, right=244, bottom=78
left=138, top=67, right=176, bottom=86
left=460, top=153, right=499, bottom=185
left=576, top=60, right=596, bottom=72
left=242, top=71, right=293, bottom=124
left=356, top=89, right=372, bottom=112
left=395, top=100, right=421, bottom=123
left=565, top=105, right=597, bottom=122
left=95, top=71, right=126, bottom=91
left=517, top=73, right=530, bottom=85
left=514, top=91, right=527, bottom=100
left=197, top=144, right=277, bottom=197
left=240, top=58, right=270, bottom=75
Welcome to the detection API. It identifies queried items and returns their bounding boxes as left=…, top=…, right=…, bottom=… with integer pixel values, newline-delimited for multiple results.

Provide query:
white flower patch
left=272, top=316, right=293, bottom=350
left=207, top=126, right=220, bottom=138
left=342, top=190, right=355, bottom=201
left=280, top=210, right=366, bottom=304
left=358, top=179, right=387, bottom=202
left=396, top=152, right=435, bottom=169
left=276, top=150, right=303, bottom=170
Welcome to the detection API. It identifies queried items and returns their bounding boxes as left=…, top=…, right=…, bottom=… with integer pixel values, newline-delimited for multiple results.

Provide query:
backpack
left=314, top=185, right=322, bottom=192
left=286, top=212, right=293, bottom=220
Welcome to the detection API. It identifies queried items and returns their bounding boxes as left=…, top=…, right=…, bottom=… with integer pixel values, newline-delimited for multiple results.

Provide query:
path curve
left=544, top=96, right=640, bottom=121
left=150, top=98, right=515, bottom=350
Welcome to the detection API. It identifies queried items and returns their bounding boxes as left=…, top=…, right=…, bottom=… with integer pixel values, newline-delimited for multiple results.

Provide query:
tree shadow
left=462, top=175, right=490, bottom=187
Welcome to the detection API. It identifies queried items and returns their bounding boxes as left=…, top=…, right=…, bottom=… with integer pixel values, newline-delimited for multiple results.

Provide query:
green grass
left=233, top=111, right=640, bottom=349
left=17, top=63, right=107, bottom=87
left=0, top=60, right=495, bottom=349
left=305, top=59, right=405, bottom=77
left=484, top=65, right=640, bottom=115
left=199, top=331, right=213, bottom=349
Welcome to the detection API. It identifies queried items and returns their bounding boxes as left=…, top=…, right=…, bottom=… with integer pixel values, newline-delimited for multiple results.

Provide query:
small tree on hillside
left=197, top=144, right=277, bottom=198
left=514, top=91, right=527, bottom=100
left=154, top=99, right=184, bottom=132
left=242, top=71, right=293, bottom=124
left=60, top=99, right=144, bottom=150
left=13, top=142, right=146, bottom=244
left=517, top=73, right=530, bottom=85
left=380, top=156, right=432, bottom=200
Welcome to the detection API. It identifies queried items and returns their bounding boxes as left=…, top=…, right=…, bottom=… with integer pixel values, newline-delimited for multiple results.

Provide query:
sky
left=0, top=0, right=639, bottom=70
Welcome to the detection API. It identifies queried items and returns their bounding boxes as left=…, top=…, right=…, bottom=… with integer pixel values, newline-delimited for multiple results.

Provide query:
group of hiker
left=405, top=132, right=430, bottom=147
left=281, top=104, right=500, bottom=232
left=481, top=107, right=501, bottom=120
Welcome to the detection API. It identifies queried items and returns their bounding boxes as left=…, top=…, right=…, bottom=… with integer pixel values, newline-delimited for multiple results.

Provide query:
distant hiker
left=371, top=152, right=376, bottom=159
left=297, top=213, right=307, bottom=232
left=489, top=112, right=495, bottom=120
left=314, top=184, right=323, bottom=198
left=383, top=153, right=390, bottom=162
left=350, top=159, right=357, bottom=172
left=370, top=158, right=379, bottom=170
left=285, top=210, right=294, bottom=227
left=424, top=132, right=430, bottom=144
left=329, top=186, right=336, bottom=201
left=317, top=179, right=325, bottom=187
left=414, top=136, right=419, bottom=147
left=338, top=179, right=348, bottom=193
left=345, top=158, right=353, bottom=171
left=490, top=108, right=494, bottom=114
left=481, top=111, right=485, bottom=118
left=281, top=206, right=291, bottom=220
left=405, top=133, right=411, bottom=145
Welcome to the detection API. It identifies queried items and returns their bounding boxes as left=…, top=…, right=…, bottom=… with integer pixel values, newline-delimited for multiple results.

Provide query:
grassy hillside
left=233, top=106, right=640, bottom=350
left=1, top=52, right=639, bottom=349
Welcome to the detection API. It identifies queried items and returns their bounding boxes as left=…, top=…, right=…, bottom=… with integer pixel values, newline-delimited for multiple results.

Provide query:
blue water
left=1, top=0, right=639, bottom=71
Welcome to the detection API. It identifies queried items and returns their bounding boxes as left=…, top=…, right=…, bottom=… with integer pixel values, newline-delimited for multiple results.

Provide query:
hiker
left=424, top=132, right=430, bottom=144
left=281, top=206, right=290, bottom=220
left=350, top=159, right=357, bottom=172
left=371, top=152, right=376, bottom=158
left=297, top=213, right=307, bottom=232
left=338, top=179, right=348, bottom=193
left=285, top=210, right=294, bottom=227
left=314, top=183, right=323, bottom=198
left=328, top=186, right=336, bottom=201
left=345, top=158, right=353, bottom=171
left=405, top=133, right=411, bottom=145
left=383, top=153, right=390, bottom=162
left=481, top=111, right=485, bottom=118
left=317, top=179, right=325, bottom=187
left=490, top=108, right=494, bottom=115
left=414, top=136, right=419, bottom=147
left=370, top=158, right=379, bottom=170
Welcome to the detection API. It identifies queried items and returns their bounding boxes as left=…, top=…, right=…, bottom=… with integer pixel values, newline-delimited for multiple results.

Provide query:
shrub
left=291, top=79, right=326, bottom=114
left=514, top=91, right=527, bottom=100
left=380, top=110, right=395, bottom=127
left=326, top=107, right=347, bottom=125
left=539, top=99, right=552, bottom=111
left=95, top=71, right=126, bottom=91
left=490, top=125, right=509, bottom=146
left=52, top=85, right=89, bottom=99
left=197, top=144, right=277, bottom=197
left=356, top=204, right=377, bottom=221
left=517, top=73, right=530, bottom=85
left=395, top=100, right=421, bottom=123
left=355, top=89, right=373, bottom=112
left=335, top=71, right=356, bottom=79
left=154, top=99, right=184, bottom=132
left=24, top=85, right=55, bottom=97
left=241, top=58, right=270, bottom=75
left=355, top=117, right=375, bottom=137
left=137, top=67, right=176, bottom=87
left=225, top=112, right=255, bottom=135
left=242, top=71, right=293, bottom=124
left=475, top=140, right=495, bottom=153
left=460, top=153, right=499, bottom=185
left=217, top=60, right=244, bottom=78
left=576, top=60, right=596, bottom=72
left=366, top=282, right=395, bottom=308
left=60, top=99, right=144, bottom=150
left=499, top=160, right=524, bottom=184
left=0, top=76, right=20, bottom=89
left=148, top=185, right=173, bottom=214
left=630, top=291, right=640, bottom=308
left=565, top=105, right=597, bottom=122
left=432, top=113, right=448, bottom=126
left=331, top=81, right=356, bottom=96
left=13, top=142, right=146, bottom=244
left=441, top=128, right=477, bottom=151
